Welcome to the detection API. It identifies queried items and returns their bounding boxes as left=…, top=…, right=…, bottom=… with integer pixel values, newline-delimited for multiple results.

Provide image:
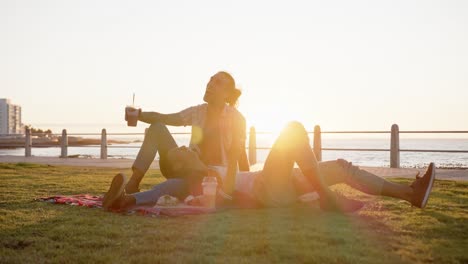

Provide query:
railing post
left=100, top=128, right=107, bottom=159
left=60, top=129, right=68, bottom=158
left=25, top=127, right=32, bottom=157
left=314, top=125, right=322, bottom=161
left=249, top=126, right=257, bottom=165
left=390, top=124, right=400, bottom=168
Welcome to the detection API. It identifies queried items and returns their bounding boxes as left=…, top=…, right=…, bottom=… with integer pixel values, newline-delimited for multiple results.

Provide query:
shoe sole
left=103, top=173, right=126, bottom=209
left=421, top=163, right=436, bottom=208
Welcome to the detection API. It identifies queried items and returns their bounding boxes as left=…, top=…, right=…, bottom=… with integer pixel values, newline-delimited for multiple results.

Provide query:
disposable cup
left=125, top=106, right=139, bottom=127
left=202, top=177, right=218, bottom=208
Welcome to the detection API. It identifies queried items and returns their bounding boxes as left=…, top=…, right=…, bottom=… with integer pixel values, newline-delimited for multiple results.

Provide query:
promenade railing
left=1, top=124, right=468, bottom=168
left=250, top=125, right=468, bottom=168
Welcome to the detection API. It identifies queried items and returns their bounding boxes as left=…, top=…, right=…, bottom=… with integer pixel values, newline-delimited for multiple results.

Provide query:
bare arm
left=138, top=112, right=185, bottom=126
left=238, top=142, right=250, bottom=172
left=223, top=136, right=242, bottom=195
left=223, top=115, right=247, bottom=194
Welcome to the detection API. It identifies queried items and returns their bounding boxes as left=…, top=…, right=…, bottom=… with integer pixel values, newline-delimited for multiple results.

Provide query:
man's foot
left=319, top=193, right=364, bottom=213
left=103, top=173, right=127, bottom=210
left=411, top=162, right=436, bottom=208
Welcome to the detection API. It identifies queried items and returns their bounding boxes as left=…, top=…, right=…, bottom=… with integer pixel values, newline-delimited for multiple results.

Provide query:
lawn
left=0, top=162, right=467, bottom=263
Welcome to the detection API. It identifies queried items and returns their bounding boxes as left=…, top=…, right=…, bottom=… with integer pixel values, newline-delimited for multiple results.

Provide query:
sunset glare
left=1, top=0, right=467, bottom=134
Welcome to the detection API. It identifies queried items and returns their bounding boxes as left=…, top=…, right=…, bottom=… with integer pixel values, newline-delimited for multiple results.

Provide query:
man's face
left=166, top=146, right=200, bottom=171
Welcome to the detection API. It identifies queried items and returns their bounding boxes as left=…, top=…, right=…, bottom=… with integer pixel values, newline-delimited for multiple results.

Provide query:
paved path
left=0, top=156, right=156, bottom=169
left=1, top=155, right=466, bottom=181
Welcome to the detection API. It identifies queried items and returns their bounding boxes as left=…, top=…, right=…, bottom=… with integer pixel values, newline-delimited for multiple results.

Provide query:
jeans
left=131, top=122, right=192, bottom=205
left=132, top=122, right=178, bottom=175
left=133, top=179, right=189, bottom=205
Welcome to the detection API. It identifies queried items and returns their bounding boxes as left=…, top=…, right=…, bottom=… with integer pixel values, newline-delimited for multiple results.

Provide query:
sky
left=1, top=0, right=467, bottom=134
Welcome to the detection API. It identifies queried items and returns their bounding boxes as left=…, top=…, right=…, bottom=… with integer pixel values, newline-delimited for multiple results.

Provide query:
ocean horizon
left=1, top=130, right=467, bottom=168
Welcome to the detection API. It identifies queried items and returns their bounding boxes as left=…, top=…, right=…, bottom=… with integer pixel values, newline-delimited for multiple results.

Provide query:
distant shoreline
left=0, top=136, right=136, bottom=149
left=2, top=137, right=468, bottom=169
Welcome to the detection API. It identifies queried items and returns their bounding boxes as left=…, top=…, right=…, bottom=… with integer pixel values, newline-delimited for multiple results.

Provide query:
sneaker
left=103, top=173, right=127, bottom=210
left=411, top=163, right=436, bottom=208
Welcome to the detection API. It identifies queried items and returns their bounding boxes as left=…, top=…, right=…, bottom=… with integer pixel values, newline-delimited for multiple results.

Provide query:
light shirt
left=178, top=103, right=246, bottom=166
left=209, top=165, right=261, bottom=197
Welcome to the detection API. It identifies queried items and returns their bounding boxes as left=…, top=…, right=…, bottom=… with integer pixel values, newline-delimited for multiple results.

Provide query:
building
left=0, top=99, right=23, bottom=135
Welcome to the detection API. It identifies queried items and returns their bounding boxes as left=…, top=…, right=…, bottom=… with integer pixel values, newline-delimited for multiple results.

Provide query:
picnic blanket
left=37, top=194, right=215, bottom=217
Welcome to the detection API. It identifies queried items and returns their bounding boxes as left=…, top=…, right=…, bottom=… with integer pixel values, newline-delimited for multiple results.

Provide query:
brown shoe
left=103, top=173, right=127, bottom=210
left=411, top=163, right=436, bottom=208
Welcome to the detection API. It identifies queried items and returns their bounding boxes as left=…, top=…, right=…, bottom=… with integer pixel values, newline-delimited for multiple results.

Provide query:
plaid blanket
left=37, top=194, right=215, bottom=217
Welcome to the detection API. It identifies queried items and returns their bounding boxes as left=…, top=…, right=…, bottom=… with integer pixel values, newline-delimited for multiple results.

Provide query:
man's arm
left=138, top=112, right=185, bottom=126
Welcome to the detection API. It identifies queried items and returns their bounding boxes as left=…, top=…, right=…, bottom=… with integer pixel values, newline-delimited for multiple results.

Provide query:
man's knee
left=147, top=122, right=169, bottom=135
left=336, top=159, right=361, bottom=179
left=275, top=121, right=310, bottom=149
left=337, top=159, right=358, bottom=172
left=283, top=121, right=307, bottom=136
left=281, top=121, right=309, bottom=140
left=336, top=159, right=351, bottom=168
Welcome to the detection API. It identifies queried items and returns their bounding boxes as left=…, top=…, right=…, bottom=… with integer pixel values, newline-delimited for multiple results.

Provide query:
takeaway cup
left=125, top=106, right=139, bottom=127
left=201, top=176, right=218, bottom=208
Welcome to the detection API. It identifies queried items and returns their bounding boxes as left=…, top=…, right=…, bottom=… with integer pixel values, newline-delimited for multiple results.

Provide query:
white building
left=0, top=99, right=23, bottom=135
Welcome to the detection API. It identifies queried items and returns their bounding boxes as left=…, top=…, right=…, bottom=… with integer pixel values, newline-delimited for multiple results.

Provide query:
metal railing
left=1, top=124, right=468, bottom=168
left=250, top=125, right=468, bottom=168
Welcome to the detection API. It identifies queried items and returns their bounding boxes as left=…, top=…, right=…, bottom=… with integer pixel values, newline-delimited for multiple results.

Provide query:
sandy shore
left=1, top=155, right=466, bottom=181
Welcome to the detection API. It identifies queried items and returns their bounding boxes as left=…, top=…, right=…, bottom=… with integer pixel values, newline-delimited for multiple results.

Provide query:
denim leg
left=133, top=179, right=189, bottom=205
left=318, top=160, right=384, bottom=195
left=132, top=122, right=178, bottom=175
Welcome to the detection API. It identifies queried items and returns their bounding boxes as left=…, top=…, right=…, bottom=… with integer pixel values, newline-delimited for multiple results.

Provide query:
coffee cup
left=201, top=176, right=218, bottom=209
left=125, top=106, right=139, bottom=127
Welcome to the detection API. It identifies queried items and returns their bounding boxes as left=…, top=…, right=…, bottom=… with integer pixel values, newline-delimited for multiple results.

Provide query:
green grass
left=0, top=163, right=467, bottom=264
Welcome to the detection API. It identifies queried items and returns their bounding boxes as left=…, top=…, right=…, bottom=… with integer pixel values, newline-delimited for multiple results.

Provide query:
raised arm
left=238, top=140, right=250, bottom=172
left=138, top=105, right=196, bottom=126
left=138, top=112, right=185, bottom=126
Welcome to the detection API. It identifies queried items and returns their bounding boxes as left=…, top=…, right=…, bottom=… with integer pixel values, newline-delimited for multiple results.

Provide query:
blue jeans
left=132, top=122, right=178, bottom=176
left=133, top=179, right=189, bottom=205
left=131, top=122, right=202, bottom=205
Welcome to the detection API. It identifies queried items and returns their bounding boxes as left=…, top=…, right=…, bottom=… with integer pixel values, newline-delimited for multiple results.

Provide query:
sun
left=246, top=111, right=294, bottom=136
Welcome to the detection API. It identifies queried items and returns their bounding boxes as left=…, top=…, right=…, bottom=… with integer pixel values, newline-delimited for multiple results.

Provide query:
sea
left=1, top=123, right=468, bottom=168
